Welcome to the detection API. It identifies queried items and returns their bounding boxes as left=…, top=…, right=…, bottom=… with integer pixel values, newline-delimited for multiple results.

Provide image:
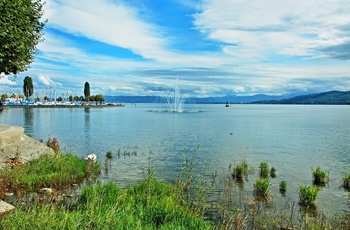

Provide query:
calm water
left=1, top=104, right=350, bottom=214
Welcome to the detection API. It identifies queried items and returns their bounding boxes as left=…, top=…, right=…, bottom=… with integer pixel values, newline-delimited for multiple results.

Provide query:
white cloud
left=194, top=0, right=350, bottom=59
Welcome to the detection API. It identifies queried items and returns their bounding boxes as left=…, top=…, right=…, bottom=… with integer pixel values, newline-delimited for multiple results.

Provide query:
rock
left=84, top=153, right=97, bottom=161
left=40, top=188, right=54, bottom=195
left=4, top=192, right=14, bottom=197
left=0, top=200, right=15, bottom=216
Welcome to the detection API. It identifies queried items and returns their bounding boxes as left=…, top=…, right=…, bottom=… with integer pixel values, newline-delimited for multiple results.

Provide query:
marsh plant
left=299, top=185, right=320, bottom=207
left=279, top=180, right=287, bottom=194
left=232, top=159, right=249, bottom=181
left=259, top=161, right=270, bottom=178
left=312, top=166, right=329, bottom=185
left=270, top=167, right=276, bottom=178
left=254, top=177, right=271, bottom=199
left=46, top=137, right=60, bottom=153
left=342, top=174, right=350, bottom=190
left=105, top=151, right=113, bottom=159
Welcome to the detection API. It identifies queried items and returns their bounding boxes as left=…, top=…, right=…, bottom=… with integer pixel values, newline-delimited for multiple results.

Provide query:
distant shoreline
left=0, top=104, right=125, bottom=109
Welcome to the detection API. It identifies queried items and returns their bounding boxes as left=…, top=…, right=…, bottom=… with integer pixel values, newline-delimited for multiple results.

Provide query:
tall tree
left=23, top=76, right=34, bottom=100
left=84, top=82, right=90, bottom=101
left=0, top=0, right=46, bottom=77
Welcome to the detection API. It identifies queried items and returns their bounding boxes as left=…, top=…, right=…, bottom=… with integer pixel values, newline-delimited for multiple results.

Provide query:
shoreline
left=0, top=104, right=125, bottom=109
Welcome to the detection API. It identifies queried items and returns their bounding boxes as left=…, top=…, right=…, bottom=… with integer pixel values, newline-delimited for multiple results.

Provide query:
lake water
left=1, top=104, right=350, bottom=214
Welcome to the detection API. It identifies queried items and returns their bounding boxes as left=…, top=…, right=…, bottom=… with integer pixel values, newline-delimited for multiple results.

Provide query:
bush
left=299, top=185, right=320, bottom=207
left=312, top=166, right=329, bottom=185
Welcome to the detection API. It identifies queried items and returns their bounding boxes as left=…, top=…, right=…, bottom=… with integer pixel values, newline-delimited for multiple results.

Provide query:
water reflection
left=24, top=108, right=33, bottom=135
left=83, top=107, right=91, bottom=154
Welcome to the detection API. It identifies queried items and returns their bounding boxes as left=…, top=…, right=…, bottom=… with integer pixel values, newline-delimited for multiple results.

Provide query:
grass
left=342, top=174, right=350, bottom=190
left=279, top=180, right=287, bottom=194
left=270, top=167, right=276, bottom=178
left=312, top=166, right=329, bottom=185
left=0, top=153, right=101, bottom=195
left=254, top=177, right=271, bottom=199
left=0, top=156, right=214, bottom=229
left=231, top=159, right=249, bottom=181
left=2, top=151, right=350, bottom=229
left=299, top=185, right=320, bottom=207
left=259, top=161, right=269, bottom=178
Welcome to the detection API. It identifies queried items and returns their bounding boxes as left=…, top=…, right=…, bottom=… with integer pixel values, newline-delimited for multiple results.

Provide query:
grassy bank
left=1, top=151, right=350, bottom=229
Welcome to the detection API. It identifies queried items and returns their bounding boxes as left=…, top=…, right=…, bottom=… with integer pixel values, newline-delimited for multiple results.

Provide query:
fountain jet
left=164, top=79, right=187, bottom=112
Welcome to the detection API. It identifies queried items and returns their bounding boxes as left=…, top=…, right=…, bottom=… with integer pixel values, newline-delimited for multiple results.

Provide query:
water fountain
left=164, top=79, right=187, bottom=113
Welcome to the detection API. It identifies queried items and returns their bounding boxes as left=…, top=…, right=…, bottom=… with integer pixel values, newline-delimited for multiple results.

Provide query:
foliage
left=1, top=94, right=7, bottom=101
left=254, top=177, right=271, bottom=199
left=232, top=159, right=249, bottom=181
left=23, top=76, right=34, bottom=99
left=46, top=137, right=60, bottom=153
left=259, top=161, right=269, bottom=178
left=299, top=185, right=320, bottom=207
left=0, top=153, right=100, bottom=193
left=279, top=180, right=287, bottom=194
left=105, top=151, right=113, bottom=159
left=342, top=174, right=350, bottom=190
left=84, top=82, right=90, bottom=100
left=270, top=166, right=276, bottom=178
left=0, top=0, right=46, bottom=76
left=312, top=166, right=329, bottom=185
left=94, top=94, right=105, bottom=104
left=0, top=160, right=213, bottom=229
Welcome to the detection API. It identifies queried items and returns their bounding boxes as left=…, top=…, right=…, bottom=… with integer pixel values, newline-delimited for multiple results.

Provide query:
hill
left=252, top=91, right=350, bottom=105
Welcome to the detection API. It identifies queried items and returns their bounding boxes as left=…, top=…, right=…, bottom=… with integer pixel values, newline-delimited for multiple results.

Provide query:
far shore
left=0, top=103, right=124, bottom=109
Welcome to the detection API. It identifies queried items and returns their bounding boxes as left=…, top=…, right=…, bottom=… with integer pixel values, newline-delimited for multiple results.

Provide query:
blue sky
left=1, top=0, right=350, bottom=98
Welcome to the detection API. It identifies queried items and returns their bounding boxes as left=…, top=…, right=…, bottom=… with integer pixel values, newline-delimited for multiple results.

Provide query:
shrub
left=299, top=185, right=320, bottom=207
left=312, top=166, right=329, bottom=185
left=279, top=180, right=287, bottom=194
left=270, top=167, right=276, bottom=178
left=259, top=162, right=269, bottom=178
left=254, top=177, right=270, bottom=198
left=342, top=174, right=350, bottom=190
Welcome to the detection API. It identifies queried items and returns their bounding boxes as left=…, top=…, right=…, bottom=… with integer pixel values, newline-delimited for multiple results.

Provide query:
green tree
left=84, top=82, right=90, bottom=101
left=0, top=0, right=46, bottom=76
left=1, top=94, right=8, bottom=102
left=95, top=94, right=105, bottom=105
left=23, top=76, right=34, bottom=100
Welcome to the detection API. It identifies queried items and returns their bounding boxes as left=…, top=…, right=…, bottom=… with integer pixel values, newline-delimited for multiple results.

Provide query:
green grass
left=299, top=185, right=320, bottom=207
left=270, top=167, right=276, bottom=178
left=342, top=174, right=350, bottom=190
left=0, top=174, right=214, bottom=229
left=232, top=159, right=249, bottom=181
left=0, top=153, right=101, bottom=193
left=279, top=180, right=287, bottom=194
left=254, top=177, right=270, bottom=199
left=312, top=166, right=329, bottom=185
left=259, top=162, right=269, bottom=178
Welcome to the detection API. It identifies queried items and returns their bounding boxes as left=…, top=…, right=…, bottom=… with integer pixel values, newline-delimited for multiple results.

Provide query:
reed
left=259, top=162, right=269, bottom=178
left=312, top=166, right=329, bottom=185
left=299, top=185, right=320, bottom=207
left=254, top=177, right=271, bottom=199
left=279, top=180, right=287, bottom=194
left=342, top=174, right=350, bottom=190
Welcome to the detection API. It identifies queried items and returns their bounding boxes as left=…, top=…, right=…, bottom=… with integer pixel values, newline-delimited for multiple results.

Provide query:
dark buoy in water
left=230, top=132, right=233, bottom=135
left=225, top=101, right=229, bottom=107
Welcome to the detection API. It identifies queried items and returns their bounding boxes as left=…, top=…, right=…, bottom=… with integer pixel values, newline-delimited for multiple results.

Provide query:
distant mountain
left=104, top=94, right=296, bottom=104
left=252, top=91, right=350, bottom=105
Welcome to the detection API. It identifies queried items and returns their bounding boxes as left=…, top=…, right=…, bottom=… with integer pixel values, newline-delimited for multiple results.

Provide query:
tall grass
left=0, top=156, right=214, bottom=229
left=299, top=185, right=320, bottom=207
left=0, top=153, right=100, bottom=193
left=312, top=166, right=329, bottom=185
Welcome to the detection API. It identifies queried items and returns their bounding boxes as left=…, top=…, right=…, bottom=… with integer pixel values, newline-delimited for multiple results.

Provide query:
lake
left=0, top=104, right=349, bottom=214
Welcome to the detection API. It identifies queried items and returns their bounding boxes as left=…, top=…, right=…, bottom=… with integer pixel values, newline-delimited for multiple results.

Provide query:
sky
left=1, top=0, right=350, bottom=98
